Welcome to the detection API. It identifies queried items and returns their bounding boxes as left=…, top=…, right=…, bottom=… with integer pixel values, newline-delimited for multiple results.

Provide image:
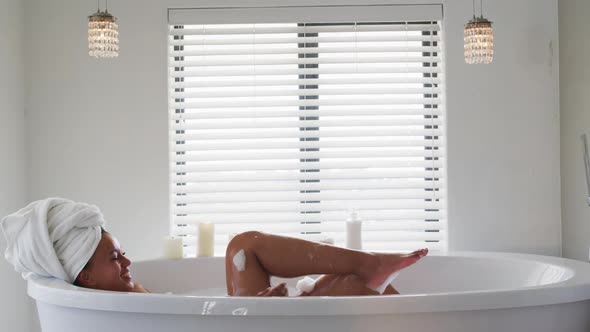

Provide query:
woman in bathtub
left=1, top=198, right=427, bottom=297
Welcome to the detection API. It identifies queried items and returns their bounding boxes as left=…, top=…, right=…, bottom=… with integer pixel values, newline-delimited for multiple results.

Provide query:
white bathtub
left=28, top=252, right=590, bottom=332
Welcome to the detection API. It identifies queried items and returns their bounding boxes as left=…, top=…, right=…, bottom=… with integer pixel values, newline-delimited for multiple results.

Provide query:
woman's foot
left=363, top=248, right=428, bottom=291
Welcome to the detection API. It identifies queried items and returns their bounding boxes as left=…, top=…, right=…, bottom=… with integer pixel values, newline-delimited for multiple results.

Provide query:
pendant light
left=88, top=0, right=119, bottom=58
left=464, top=0, right=493, bottom=64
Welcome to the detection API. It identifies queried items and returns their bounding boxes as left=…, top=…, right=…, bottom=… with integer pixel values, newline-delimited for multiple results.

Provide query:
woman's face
left=80, top=232, right=135, bottom=292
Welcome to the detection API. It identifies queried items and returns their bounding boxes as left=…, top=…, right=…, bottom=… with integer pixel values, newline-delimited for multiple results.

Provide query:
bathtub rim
left=27, top=251, right=590, bottom=316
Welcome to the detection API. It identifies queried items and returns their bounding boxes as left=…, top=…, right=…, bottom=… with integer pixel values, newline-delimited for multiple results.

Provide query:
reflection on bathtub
left=232, top=307, right=248, bottom=316
left=201, top=301, right=216, bottom=315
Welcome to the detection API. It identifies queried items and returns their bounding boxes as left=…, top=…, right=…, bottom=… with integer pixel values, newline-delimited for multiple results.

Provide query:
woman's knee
left=226, top=231, right=262, bottom=257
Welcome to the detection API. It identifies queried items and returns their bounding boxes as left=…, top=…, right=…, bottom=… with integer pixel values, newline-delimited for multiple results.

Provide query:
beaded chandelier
left=88, top=2, right=119, bottom=58
left=464, top=0, right=493, bottom=64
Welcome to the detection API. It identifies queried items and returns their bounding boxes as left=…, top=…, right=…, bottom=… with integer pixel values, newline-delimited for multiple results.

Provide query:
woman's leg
left=225, top=231, right=426, bottom=296
left=301, top=274, right=399, bottom=296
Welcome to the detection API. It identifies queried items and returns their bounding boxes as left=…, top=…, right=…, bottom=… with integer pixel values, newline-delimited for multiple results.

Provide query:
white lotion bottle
left=346, top=210, right=363, bottom=250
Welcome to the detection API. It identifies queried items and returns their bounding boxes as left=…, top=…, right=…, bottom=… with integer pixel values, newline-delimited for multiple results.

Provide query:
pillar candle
left=198, top=222, right=215, bottom=257
left=162, top=236, right=183, bottom=259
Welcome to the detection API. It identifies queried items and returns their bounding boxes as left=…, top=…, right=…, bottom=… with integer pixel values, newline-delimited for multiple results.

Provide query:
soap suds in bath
left=233, top=249, right=246, bottom=272
left=296, top=276, right=317, bottom=294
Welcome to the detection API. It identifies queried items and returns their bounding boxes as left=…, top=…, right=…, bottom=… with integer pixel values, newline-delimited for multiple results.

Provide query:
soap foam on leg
left=232, top=249, right=246, bottom=272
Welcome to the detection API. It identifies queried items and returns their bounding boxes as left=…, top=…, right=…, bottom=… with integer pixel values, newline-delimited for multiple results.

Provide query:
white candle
left=198, top=222, right=215, bottom=257
left=162, top=236, right=183, bottom=259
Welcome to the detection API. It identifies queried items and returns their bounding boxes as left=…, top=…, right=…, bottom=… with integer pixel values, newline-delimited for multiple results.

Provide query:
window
left=168, top=5, right=446, bottom=256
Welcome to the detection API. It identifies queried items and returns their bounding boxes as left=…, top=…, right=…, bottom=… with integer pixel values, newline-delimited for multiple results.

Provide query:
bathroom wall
left=445, top=0, right=560, bottom=255
left=0, top=0, right=35, bottom=331
left=559, top=0, right=590, bottom=261
left=22, top=0, right=560, bottom=260
left=24, top=0, right=560, bottom=260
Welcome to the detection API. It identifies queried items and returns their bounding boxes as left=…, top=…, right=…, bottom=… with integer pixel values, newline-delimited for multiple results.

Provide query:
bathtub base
left=36, top=300, right=590, bottom=332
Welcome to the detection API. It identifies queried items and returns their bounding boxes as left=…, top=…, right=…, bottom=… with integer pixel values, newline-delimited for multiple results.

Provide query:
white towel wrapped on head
left=0, top=198, right=105, bottom=283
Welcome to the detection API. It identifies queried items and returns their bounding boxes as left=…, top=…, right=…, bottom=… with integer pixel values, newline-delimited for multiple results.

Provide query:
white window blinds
left=168, top=5, right=446, bottom=256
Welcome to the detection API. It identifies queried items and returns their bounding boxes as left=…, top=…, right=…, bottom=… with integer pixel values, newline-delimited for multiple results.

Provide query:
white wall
left=25, top=0, right=171, bottom=261
left=0, top=0, right=35, bottom=331
left=445, top=0, right=561, bottom=255
left=560, top=0, right=590, bottom=261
